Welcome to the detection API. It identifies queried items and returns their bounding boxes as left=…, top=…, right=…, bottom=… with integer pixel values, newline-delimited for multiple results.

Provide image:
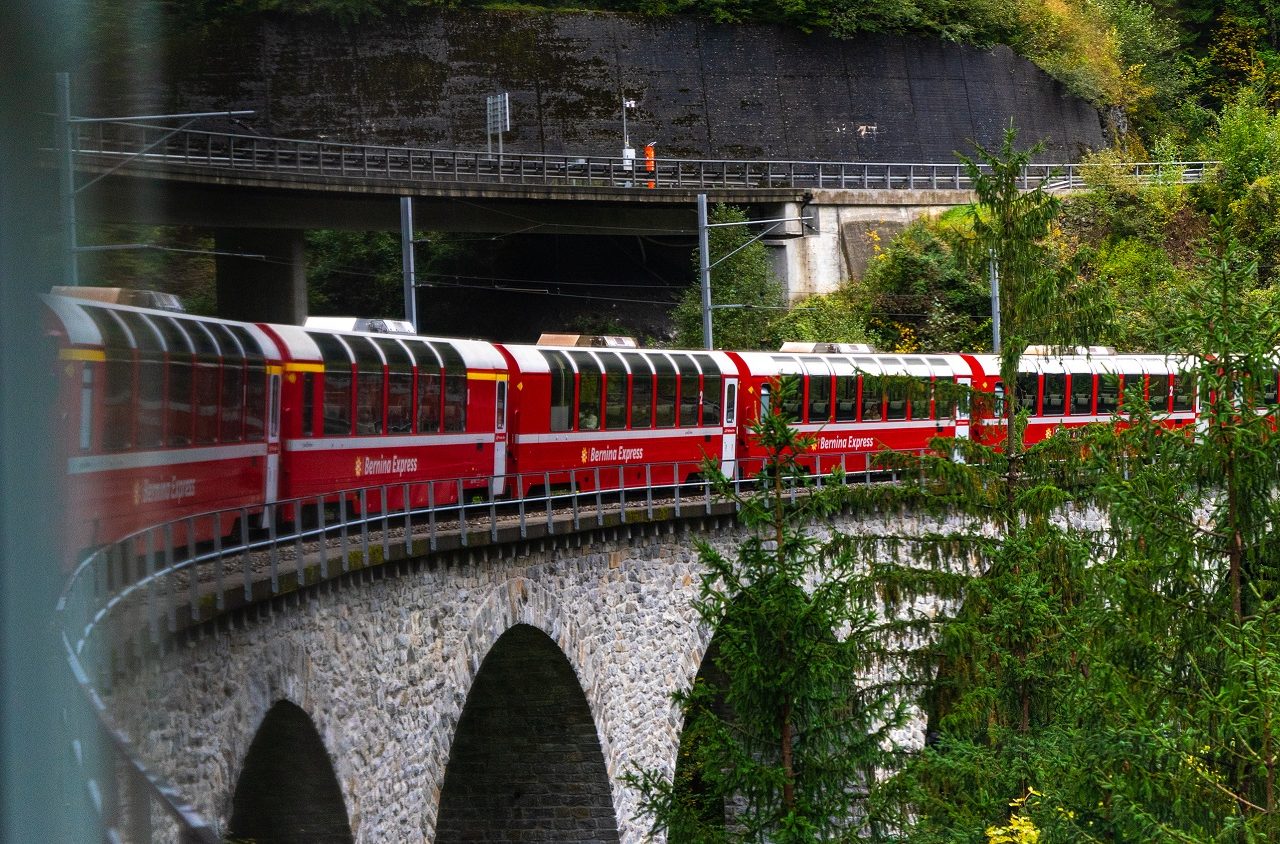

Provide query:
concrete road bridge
left=67, top=121, right=1210, bottom=323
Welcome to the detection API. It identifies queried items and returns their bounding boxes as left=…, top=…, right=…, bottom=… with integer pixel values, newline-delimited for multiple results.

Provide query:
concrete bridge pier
left=762, top=190, right=974, bottom=301
left=214, top=228, right=308, bottom=325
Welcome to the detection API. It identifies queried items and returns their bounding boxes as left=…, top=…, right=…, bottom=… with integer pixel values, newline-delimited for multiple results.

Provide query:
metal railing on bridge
left=70, top=119, right=1214, bottom=193
left=56, top=452, right=931, bottom=842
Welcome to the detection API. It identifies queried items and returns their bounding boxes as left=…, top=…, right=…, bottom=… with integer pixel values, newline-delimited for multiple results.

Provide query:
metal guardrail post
left=428, top=483, right=438, bottom=551
left=360, top=489, right=370, bottom=567
left=318, top=497, right=330, bottom=579
left=339, top=495, right=350, bottom=572
left=457, top=479, right=468, bottom=547
left=240, top=507, right=252, bottom=601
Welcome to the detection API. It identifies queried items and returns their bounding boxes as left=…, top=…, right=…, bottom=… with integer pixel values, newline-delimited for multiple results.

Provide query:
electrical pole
left=400, top=197, right=418, bottom=332
left=988, top=249, right=1001, bottom=354
left=698, top=193, right=713, bottom=350
left=56, top=72, right=79, bottom=287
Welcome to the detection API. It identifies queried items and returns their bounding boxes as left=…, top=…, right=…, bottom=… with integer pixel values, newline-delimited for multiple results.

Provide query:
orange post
left=644, top=143, right=655, bottom=189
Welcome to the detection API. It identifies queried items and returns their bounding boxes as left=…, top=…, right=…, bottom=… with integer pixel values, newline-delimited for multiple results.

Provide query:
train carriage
left=498, top=343, right=740, bottom=495
left=961, top=350, right=1199, bottom=448
left=260, top=323, right=509, bottom=513
left=728, top=350, right=974, bottom=477
left=45, top=294, right=281, bottom=562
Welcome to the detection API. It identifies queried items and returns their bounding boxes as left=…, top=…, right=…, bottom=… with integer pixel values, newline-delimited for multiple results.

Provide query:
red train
left=46, top=293, right=1212, bottom=563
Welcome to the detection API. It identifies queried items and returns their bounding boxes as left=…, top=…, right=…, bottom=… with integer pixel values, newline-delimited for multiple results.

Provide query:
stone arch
left=227, top=699, right=353, bottom=843
left=435, top=623, right=621, bottom=843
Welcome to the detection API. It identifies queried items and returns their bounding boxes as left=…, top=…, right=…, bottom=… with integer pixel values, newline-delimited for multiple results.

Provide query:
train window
left=835, top=377, right=857, bottom=421
left=724, top=382, right=736, bottom=426
left=300, top=372, right=315, bottom=438
left=885, top=379, right=907, bottom=421
left=437, top=344, right=467, bottom=433
left=544, top=351, right=573, bottom=432
left=600, top=352, right=627, bottom=430
left=1040, top=374, right=1065, bottom=416
left=860, top=377, right=882, bottom=421
left=220, top=362, right=245, bottom=442
left=1096, top=376, right=1119, bottom=415
left=387, top=372, right=413, bottom=433
left=193, top=359, right=220, bottom=444
left=570, top=351, right=603, bottom=430
left=779, top=377, right=802, bottom=423
left=102, top=352, right=134, bottom=452
left=1016, top=374, right=1038, bottom=415
left=496, top=380, right=507, bottom=431
left=167, top=357, right=193, bottom=445
left=674, top=354, right=700, bottom=426
left=704, top=373, right=722, bottom=426
left=654, top=356, right=677, bottom=428
left=809, top=374, right=832, bottom=423
left=323, top=366, right=353, bottom=435
left=1068, top=374, right=1093, bottom=415
left=909, top=378, right=932, bottom=420
left=694, top=354, right=721, bottom=426
left=760, top=382, right=771, bottom=417
left=244, top=363, right=266, bottom=442
left=1173, top=374, right=1195, bottom=412
left=356, top=371, right=384, bottom=434
left=631, top=365, right=654, bottom=429
left=417, top=370, right=442, bottom=433
left=1148, top=374, right=1170, bottom=413
left=136, top=354, right=165, bottom=449
left=1263, top=370, right=1279, bottom=407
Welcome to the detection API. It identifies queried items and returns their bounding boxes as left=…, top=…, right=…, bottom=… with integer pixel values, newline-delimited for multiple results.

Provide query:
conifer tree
left=627, top=379, right=906, bottom=843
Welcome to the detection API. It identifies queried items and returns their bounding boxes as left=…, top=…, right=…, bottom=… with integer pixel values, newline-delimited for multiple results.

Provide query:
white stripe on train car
left=284, top=434, right=494, bottom=451
left=519, top=427, right=721, bottom=444
left=68, top=443, right=268, bottom=474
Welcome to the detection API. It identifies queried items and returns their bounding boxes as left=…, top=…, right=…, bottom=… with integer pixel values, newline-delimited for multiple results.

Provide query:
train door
left=721, top=379, right=738, bottom=478
left=492, top=377, right=508, bottom=496
left=265, top=369, right=282, bottom=507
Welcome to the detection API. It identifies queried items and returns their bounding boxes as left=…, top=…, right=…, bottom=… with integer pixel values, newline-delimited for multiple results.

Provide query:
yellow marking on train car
left=284, top=362, right=325, bottom=373
left=59, top=348, right=106, bottom=362
left=266, top=365, right=283, bottom=375
left=467, top=372, right=509, bottom=382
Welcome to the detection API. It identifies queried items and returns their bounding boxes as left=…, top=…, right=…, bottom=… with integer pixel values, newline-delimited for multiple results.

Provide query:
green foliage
left=769, top=288, right=874, bottom=346
left=305, top=230, right=407, bottom=317
left=860, top=219, right=989, bottom=353
left=673, top=204, right=783, bottom=350
left=78, top=224, right=218, bottom=315
left=627, top=379, right=905, bottom=843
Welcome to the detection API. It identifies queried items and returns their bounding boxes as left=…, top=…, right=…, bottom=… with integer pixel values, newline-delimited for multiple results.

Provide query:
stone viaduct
left=100, top=499, right=1106, bottom=843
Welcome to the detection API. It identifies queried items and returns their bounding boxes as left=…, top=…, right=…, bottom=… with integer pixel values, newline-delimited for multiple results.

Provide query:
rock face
left=84, top=10, right=1104, bottom=162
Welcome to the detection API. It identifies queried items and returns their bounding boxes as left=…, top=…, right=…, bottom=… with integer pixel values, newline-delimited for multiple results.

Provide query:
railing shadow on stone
left=67, top=120, right=1214, bottom=193
left=56, top=450, right=935, bottom=842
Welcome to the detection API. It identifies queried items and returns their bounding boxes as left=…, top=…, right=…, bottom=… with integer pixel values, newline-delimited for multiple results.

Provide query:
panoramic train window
left=207, top=324, right=245, bottom=444
left=885, top=379, right=908, bottom=421
left=1069, top=374, right=1093, bottom=415
left=654, top=355, right=677, bottom=428
left=909, top=378, right=932, bottom=420
left=1015, top=374, right=1038, bottom=415
left=228, top=326, right=267, bottom=443
left=600, top=352, right=628, bottom=430
left=694, top=354, right=721, bottom=426
left=570, top=352, right=603, bottom=430
left=1042, top=374, right=1066, bottom=416
left=436, top=344, right=468, bottom=432
left=117, top=315, right=166, bottom=449
left=412, top=341, right=443, bottom=434
left=309, top=332, right=354, bottom=436
left=1173, top=374, right=1195, bottom=412
left=808, top=372, right=832, bottom=423
left=1096, top=376, right=1120, bottom=415
left=544, top=350, right=573, bottom=432
left=674, top=354, right=700, bottom=426
left=1148, top=374, right=1170, bottom=413
left=83, top=308, right=134, bottom=452
left=149, top=315, right=194, bottom=446
left=375, top=338, right=414, bottom=434
left=860, top=377, right=882, bottom=422
left=631, top=360, right=654, bottom=428
left=350, top=338, right=385, bottom=435
left=835, top=376, right=857, bottom=421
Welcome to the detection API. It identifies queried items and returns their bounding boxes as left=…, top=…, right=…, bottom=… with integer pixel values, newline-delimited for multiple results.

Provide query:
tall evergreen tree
left=627, top=380, right=905, bottom=843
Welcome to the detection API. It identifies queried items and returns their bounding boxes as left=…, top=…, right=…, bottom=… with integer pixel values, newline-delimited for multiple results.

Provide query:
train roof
left=44, top=293, right=278, bottom=359
left=265, top=323, right=507, bottom=372
left=965, top=353, right=1196, bottom=377
left=733, top=350, right=970, bottom=378
left=503, top=343, right=737, bottom=375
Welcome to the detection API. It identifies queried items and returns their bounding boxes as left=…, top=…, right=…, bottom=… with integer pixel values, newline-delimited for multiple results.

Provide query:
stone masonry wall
left=106, top=502, right=1108, bottom=842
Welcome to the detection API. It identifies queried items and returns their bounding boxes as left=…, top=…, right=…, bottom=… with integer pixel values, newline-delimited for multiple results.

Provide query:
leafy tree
left=673, top=203, right=784, bottom=350
left=768, top=288, right=874, bottom=347
left=627, top=379, right=905, bottom=843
